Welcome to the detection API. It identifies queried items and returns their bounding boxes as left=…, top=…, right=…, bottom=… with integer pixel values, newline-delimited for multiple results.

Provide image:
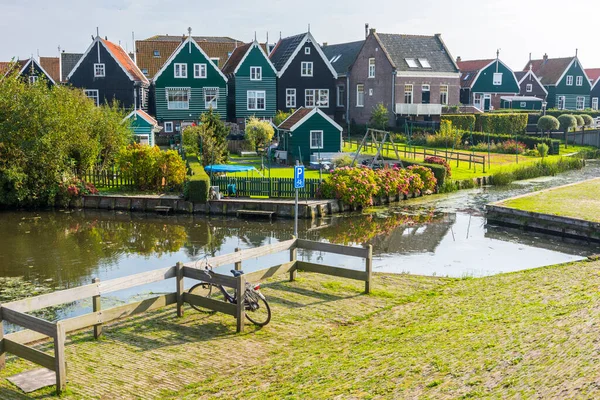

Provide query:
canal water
left=1, top=161, right=599, bottom=326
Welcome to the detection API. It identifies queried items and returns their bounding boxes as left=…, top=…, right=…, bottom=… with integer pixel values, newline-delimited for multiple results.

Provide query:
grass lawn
left=1, top=259, right=599, bottom=398
left=228, top=154, right=326, bottom=180
left=500, top=178, right=600, bottom=223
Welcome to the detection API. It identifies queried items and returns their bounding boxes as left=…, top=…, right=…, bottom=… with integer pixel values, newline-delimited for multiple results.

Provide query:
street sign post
left=294, top=163, right=305, bottom=237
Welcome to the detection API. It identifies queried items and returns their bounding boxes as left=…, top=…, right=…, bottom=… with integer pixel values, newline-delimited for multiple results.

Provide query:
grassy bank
left=2, top=259, right=599, bottom=398
left=500, top=178, right=600, bottom=222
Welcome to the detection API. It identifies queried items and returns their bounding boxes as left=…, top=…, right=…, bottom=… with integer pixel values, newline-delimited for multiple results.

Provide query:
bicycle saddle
left=230, top=269, right=245, bottom=277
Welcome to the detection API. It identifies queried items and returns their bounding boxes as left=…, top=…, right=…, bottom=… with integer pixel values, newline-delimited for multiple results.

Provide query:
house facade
left=457, top=57, right=520, bottom=111
left=222, top=40, right=277, bottom=127
left=270, top=32, right=338, bottom=116
left=527, top=54, right=591, bottom=110
left=0, top=57, right=56, bottom=86
left=586, top=69, right=600, bottom=111
left=152, top=36, right=228, bottom=136
left=514, top=69, right=548, bottom=101
left=68, top=36, right=149, bottom=109
left=348, top=29, right=460, bottom=127
left=123, top=109, right=160, bottom=146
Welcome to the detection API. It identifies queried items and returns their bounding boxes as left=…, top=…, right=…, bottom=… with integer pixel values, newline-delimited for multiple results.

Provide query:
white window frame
left=439, top=85, right=448, bottom=105
left=337, top=85, right=345, bottom=107
left=84, top=89, right=99, bottom=106
left=164, top=121, right=174, bottom=133
left=520, top=102, right=527, bottom=108
left=404, top=84, right=413, bottom=104
left=204, top=87, right=219, bottom=109
left=493, top=73, right=503, bottom=86
left=138, top=134, right=150, bottom=146
left=301, top=61, right=313, bottom=77
left=558, top=96, right=566, bottom=110
left=592, top=97, right=599, bottom=111
left=28, top=75, right=38, bottom=84
left=174, top=63, right=187, bottom=78
left=526, top=83, right=533, bottom=92
left=474, top=93, right=482, bottom=109
left=194, top=63, right=207, bottom=79
left=576, top=96, right=585, bottom=111
left=304, top=89, right=329, bottom=108
left=94, top=63, right=105, bottom=78
left=286, top=89, right=296, bottom=108
left=576, top=76, right=583, bottom=86
left=418, top=58, right=431, bottom=68
left=247, top=90, right=266, bottom=111
left=166, top=88, right=190, bottom=110
left=422, top=84, right=430, bottom=91
left=305, top=47, right=311, bottom=55
left=405, top=58, right=418, bottom=68
left=356, top=84, right=364, bottom=107
left=368, top=58, right=375, bottom=78
left=566, top=75, right=573, bottom=86
left=310, top=130, right=324, bottom=149
left=210, top=58, right=220, bottom=67
left=250, top=66, right=262, bottom=81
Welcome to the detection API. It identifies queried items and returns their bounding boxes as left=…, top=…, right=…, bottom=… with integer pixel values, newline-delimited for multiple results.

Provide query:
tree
left=580, top=114, right=594, bottom=145
left=273, top=110, right=293, bottom=127
left=557, top=114, right=577, bottom=149
left=370, top=103, right=389, bottom=130
left=537, top=115, right=559, bottom=138
left=573, top=114, right=584, bottom=128
left=245, top=117, right=275, bottom=152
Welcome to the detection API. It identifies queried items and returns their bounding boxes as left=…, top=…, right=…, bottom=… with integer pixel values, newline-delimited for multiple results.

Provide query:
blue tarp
left=204, top=165, right=257, bottom=173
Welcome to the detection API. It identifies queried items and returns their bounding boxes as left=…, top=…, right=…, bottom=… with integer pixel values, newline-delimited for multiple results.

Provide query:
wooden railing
left=211, top=176, right=322, bottom=198
left=0, top=238, right=372, bottom=394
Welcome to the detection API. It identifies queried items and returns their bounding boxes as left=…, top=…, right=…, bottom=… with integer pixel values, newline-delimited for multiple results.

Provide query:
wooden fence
left=78, top=166, right=136, bottom=189
left=211, top=176, right=322, bottom=198
left=0, top=238, right=372, bottom=394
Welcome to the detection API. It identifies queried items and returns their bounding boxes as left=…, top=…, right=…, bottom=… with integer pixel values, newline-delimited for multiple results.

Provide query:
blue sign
left=294, top=165, right=305, bottom=189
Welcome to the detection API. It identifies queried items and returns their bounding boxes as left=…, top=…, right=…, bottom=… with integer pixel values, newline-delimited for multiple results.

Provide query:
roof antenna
left=496, top=48, right=500, bottom=73
left=96, top=27, right=99, bottom=38
left=188, top=27, right=192, bottom=53
left=254, top=31, right=257, bottom=41
left=266, top=32, right=269, bottom=46
left=279, top=31, right=282, bottom=40
left=575, top=48, right=578, bottom=57
left=132, top=31, right=136, bottom=64
left=308, top=23, right=311, bottom=33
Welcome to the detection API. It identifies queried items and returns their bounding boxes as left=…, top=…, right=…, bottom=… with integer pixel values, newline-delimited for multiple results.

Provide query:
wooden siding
left=500, top=99, right=542, bottom=110
left=153, top=42, right=227, bottom=121
left=555, top=60, right=591, bottom=95
left=288, top=112, right=341, bottom=162
left=471, top=61, right=519, bottom=94
left=233, top=45, right=277, bottom=120
left=129, top=117, right=155, bottom=146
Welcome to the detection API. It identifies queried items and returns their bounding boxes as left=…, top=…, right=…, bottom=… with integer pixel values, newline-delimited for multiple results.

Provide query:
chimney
left=543, top=53, right=548, bottom=62
left=369, top=28, right=376, bottom=36
left=365, top=23, right=369, bottom=39
left=322, top=42, right=328, bottom=47
left=456, top=56, right=461, bottom=63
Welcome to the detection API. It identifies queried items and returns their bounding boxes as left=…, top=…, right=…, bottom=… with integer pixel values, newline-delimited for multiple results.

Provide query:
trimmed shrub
left=407, top=165, right=437, bottom=193
left=466, top=132, right=560, bottom=155
left=185, top=154, right=210, bottom=203
left=537, top=115, right=560, bottom=134
left=399, top=160, right=447, bottom=187
left=424, top=156, right=451, bottom=179
left=475, top=113, right=528, bottom=134
left=573, top=115, right=584, bottom=128
left=441, top=115, right=476, bottom=131
left=581, top=114, right=594, bottom=128
left=546, top=109, right=600, bottom=118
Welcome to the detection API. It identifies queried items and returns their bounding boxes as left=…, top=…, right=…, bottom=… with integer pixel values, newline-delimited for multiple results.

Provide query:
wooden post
left=176, top=262, right=184, bottom=318
left=289, top=237, right=297, bottom=282
left=236, top=275, right=245, bottom=333
left=0, top=310, right=5, bottom=371
left=234, top=248, right=242, bottom=271
left=54, top=323, right=67, bottom=395
left=365, top=245, right=373, bottom=294
left=91, top=278, right=102, bottom=339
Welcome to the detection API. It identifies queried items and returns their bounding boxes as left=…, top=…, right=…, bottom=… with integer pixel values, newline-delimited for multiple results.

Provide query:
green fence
left=211, top=176, right=322, bottom=199
left=78, top=167, right=135, bottom=189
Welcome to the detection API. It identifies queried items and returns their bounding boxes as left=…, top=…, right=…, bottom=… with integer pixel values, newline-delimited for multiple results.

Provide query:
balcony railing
left=395, top=103, right=442, bottom=116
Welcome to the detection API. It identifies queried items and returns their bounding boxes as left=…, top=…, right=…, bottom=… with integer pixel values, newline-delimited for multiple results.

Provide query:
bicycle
left=187, top=266, right=271, bottom=327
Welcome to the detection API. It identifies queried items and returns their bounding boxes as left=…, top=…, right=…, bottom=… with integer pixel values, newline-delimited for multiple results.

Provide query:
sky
left=1, top=0, right=599, bottom=71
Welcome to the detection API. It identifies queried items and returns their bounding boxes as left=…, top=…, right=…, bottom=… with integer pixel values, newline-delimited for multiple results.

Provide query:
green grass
left=500, top=178, right=600, bottom=222
left=227, top=154, right=325, bottom=179
left=2, top=260, right=600, bottom=398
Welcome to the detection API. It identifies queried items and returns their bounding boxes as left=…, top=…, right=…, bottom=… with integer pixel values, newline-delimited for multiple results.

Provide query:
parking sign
left=294, top=165, right=305, bottom=189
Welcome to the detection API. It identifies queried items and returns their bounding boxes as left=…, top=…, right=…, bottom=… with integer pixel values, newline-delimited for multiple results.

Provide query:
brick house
left=347, top=28, right=460, bottom=127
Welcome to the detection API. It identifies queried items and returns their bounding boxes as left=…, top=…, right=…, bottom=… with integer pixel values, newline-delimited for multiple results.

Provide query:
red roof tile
left=457, top=59, right=494, bottom=72
left=585, top=68, right=600, bottom=85
left=136, top=109, right=157, bottom=125
left=39, top=57, right=60, bottom=82
left=526, top=57, right=573, bottom=86
left=101, top=38, right=149, bottom=84
left=278, top=107, right=312, bottom=130
left=221, top=43, right=252, bottom=75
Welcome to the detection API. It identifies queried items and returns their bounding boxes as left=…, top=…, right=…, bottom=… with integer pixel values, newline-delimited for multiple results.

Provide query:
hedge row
left=467, top=132, right=561, bottom=155
left=185, top=154, right=210, bottom=203
left=545, top=109, right=600, bottom=119
left=475, top=113, right=528, bottom=134
left=398, top=159, right=447, bottom=186
left=441, top=114, right=476, bottom=131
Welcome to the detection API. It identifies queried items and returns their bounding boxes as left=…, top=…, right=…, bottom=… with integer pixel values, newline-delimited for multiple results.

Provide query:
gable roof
left=513, top=71, right=526, bottom=81
left=19, top=57, right=57, bottom=85
left=221, top=41, right=276, bottom=76
left=0, top=58, right=56, bottom=84
left=526, top=57, right=574, bottom=86
left=374, top=33, right=459, bottom=73
left=124, top=109, right=158, bottom=126
left=152, top=36, right=228, bottom=82
left=68, top=36, right=149, bottom=84
left=585, top=68, right=600, bottom=90
left=60, top=52, right=83, bottom=82
left=457, top=59, right=494, bottom=88
left=278, top=107, right=343, bottom=132
left=516, top=69, right=549, bottom=95
left=39, top=57, right=60, bottom=83
left=269, top=32, right=338, bottom=79
left=321, top=40, right=364, bottom=76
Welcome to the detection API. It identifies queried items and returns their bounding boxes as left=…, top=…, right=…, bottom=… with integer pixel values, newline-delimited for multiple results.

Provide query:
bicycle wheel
left=188, top=282, right=219, bottom=313
left=244, top=292, right=271, bottom=326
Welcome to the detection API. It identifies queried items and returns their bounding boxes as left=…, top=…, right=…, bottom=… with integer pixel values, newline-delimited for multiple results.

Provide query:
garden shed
left=123, top=109, right=160, bottom=146
left=500, top=96, right=543, bottom=110
left=277, top=107, right=343, bottom=163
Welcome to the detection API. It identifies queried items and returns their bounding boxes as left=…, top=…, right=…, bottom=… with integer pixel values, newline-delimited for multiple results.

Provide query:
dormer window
left=153, top=50, right=160, bottom=57
left=405, top=58, right=418, bottom=68
left=250, top=66, right=262, bottom=81
left=174, top=63, right=187, bottom=78
left=418, top=58, right=431, bottom=68
left=94, top=63, right=105, bottom=77
left=305, top=47, right=311, bottom=55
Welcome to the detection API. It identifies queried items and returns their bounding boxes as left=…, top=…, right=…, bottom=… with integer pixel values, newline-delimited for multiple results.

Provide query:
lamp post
left=542, top=101, right=547, bottom=116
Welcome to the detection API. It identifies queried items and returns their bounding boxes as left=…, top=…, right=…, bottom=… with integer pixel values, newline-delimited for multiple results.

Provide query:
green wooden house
left=527, top=54, right=591, bottom=110
left=152, top=35, right=228, bottom=137
left=222, top=40, right=277, bottom=127
left=123, top=109, right=160, bottom=146
left=277, top=107, right=343, bottom=163
left=458, top=55, right=520, bottom=111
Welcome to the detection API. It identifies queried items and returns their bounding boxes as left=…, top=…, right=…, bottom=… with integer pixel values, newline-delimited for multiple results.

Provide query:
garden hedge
left=545, top=109, right=600, bottom=119
left=441, top=114, right=476, bottom=131
left=467, top=132, right=560, bottom=155
left=399, top=160, right=447, bottom=186
left=185, top=154, right=210, bottom=203
left=475, top=113, right=528, bottom=134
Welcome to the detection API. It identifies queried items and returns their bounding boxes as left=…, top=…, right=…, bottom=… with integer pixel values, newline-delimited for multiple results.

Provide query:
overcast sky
left=1, top=0, right=599, bottom=71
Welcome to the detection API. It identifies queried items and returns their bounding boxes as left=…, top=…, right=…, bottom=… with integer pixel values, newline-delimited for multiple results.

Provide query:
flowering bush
left=407, top=165, right=436, bottom=193
left=57, top=176, right=98, bottom=206
left=319, top=166, right=378, bottom=208
left=374, top=168, right=406, bottom=197
left=424, top=156, right=452, bottom=179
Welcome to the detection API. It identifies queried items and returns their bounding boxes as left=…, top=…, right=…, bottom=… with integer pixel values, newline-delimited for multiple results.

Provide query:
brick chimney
left=322, top=42, right=328, bottom=47
left=365, top=23, right=369, bottom=38
left=456, top=56, right=461, bottom=63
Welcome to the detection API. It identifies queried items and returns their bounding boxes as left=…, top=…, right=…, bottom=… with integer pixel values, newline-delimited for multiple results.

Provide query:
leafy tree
left=573, top=114, right=584, bottom=128
left=273, top=110, right=293, bottom=126
left=370, top=102, right=389, bottom=129
left=198, top=109, right=230, bottom=164
left=581, top=114, right=594, bottom=128
left=245, top=117, right=275, bottom=152
left=557, top=114, right=577, bottom=149
left=537, top=115, right=559, bottom=137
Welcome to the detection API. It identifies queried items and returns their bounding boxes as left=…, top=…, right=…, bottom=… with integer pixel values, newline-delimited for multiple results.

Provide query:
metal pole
left=294, top=161, right=299, bottom=238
